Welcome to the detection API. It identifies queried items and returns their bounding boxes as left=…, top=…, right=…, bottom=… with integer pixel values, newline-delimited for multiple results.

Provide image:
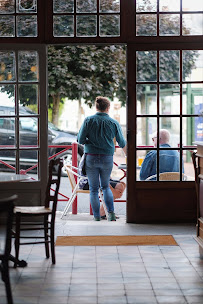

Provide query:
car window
left=0, top=118, right=15, bottom=130
left=20, top=117, right=37, bottom=132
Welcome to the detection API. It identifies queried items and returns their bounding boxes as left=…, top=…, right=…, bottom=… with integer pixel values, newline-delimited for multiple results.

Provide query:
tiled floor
left=1, top=214, right=203, bottom=304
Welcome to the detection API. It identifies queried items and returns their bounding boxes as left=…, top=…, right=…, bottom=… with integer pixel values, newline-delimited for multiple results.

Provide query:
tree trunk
left=52, top=94, right=60, bottom=126
left=77, top=97, right=83, bottom=130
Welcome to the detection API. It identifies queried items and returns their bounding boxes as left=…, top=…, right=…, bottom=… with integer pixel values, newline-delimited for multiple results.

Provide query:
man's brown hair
left=95, top=96, right=110, bottom=112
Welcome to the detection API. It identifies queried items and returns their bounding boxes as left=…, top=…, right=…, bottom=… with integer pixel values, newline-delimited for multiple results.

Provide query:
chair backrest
left=66, top=166, right=77, bottom=191
left=159, top=172, right=185, bottom=181
left=44, top=158, right=63, bottom=211
left=146, top=172, right=185, bottom=181
left=0, top=195, right=17, bottom=258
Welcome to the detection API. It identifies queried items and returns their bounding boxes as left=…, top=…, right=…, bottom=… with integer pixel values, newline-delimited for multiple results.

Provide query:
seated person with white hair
left=140, top=129, right=184, bottom=181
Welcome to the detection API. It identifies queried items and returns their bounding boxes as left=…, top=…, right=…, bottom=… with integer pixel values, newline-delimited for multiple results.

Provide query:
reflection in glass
left=53, top=16, right=74, bottom=37
left=99, top=15, right=120, bottom=37
left=76, top=15, right=97, bottom=37
left=182, top=0, right=203, bottom=11
left=53, top=0, right=74, bottom=13
left=159, top=0, right=180, bottom=12
left=159, top=14, right=180, bottom=36
left=159, top=117, right=180, bottom=148
left=136, top=0, right=157, bottom=12
left=182, top=14, right=203, bottom=35
left=160, top=84, right=180, bottom=115
left=100, top=0, right=120, bottom=12
left=0, top=0, right=15, bottom=13
left=0, top=51, right=15, bottom=82
left=76, top=0, right=97, bottom=13
left=160, top=51, right=179, bottom=82
left=183, top=50, right=203, bottom=81
left=136, top=84, right=157, bottom=115
left=136, top=117, right=157, bottom=147
left=182, top=84, right=203, bottom=115
left=18, top=51, right=39, bottom=82
left=17, top=0, right=37, bottom=13
left=0, top=86, right=15, bottom=112
left=0, top=16, right=14, bottom=37
left=19, top=84, right=38, bottom=110
left=17, top=16, right=37, bottom=37
left=136, top=14, right=157, bottom=36
left=136, top=51, right=157, bottom=82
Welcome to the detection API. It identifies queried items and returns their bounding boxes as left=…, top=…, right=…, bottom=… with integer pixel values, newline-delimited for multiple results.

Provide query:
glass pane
left=195, top=113, right=203, bottom=142
left=76, top=0, right=97, bottom=13
left=136, top=0, right=157, bottom=12
left=137, top=150, right=151, bottom=181
left=17, top=15, right=37, bottom=37
left=136, top=51, right=157, bottom=82
left=159, top=14, right=180, bottom=36
left=182, top=0, right=203, bottom=11
left=0, top=51, right=15, bottom=82
left=53, top=16, right=74, bottom=37
left=0, top=85, right=15, bottom=112
left=160, top=84, right=180, bottom=115
left=19, top=117, right=38, bottom=147
left=159, top=0, right=180, bottom=12
left=0, top=117, right=15, bottom=147
left=0, top=151, right=16, bottom=173
left=136, top=84, right=157, bottom=115
left=137, top=117, right=157, bottom=146
left=53, top=0, right=74, bottom=13
left=182, top=150, right=195, bottom=181
left=99, top=15, right=120, bottom=37
left=76, top=15, right=97, bottom=37
left=160, top=50, right=180, bottom=82
left=17, top=0, right=37, bottom=13
left=20, top=150, right=38, bottom=177
left=18, top=51, right=39, bottom=82
left=182, top=84, right=203, bottom=115
left=182, top=14, right=203, bottom=35
left=100, top=0, right=120, bottom=13
left=183, top=50, right=203, bottom=81
left=136, top=14, right=157, bottom=36
left=0, top=16, right=14, bottom=37
left=0, top=0, right=15, bottom=13
left=159, top=117, right=180, bottom=148
left=19, top=84, right=38, bottom=111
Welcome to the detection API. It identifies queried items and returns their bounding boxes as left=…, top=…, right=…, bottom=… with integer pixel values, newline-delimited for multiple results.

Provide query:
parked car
left=0, top=106, right=84, bottom=176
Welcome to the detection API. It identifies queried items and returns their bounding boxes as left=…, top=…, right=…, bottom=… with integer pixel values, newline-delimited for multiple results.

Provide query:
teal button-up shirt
left=77, top=112, right=126, bottom=155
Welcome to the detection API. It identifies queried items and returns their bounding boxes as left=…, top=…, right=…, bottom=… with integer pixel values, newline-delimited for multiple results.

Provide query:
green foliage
left=48, top=45, right=126, bottom=108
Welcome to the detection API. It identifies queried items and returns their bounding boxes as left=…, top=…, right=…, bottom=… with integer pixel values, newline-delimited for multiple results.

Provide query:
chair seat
left=77, top=189, right=90, bottom=194
left=14, top=206, right=52, bottom=215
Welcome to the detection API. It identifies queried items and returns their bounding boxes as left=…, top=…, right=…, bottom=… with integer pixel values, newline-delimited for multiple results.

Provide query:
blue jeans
left=86, top=154, right=114, bottom=218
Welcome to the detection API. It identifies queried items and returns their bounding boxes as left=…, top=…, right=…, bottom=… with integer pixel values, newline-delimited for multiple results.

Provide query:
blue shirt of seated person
left=139, top=129, right=184, bottom=181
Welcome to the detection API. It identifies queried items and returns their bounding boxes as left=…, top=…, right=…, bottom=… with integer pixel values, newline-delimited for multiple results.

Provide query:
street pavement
left=57, top=175, right=127, bottom=216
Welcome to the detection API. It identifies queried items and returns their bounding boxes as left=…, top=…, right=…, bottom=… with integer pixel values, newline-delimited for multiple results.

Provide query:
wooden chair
left=13, top=158, right=63, bottom=266
left=61, top=165, right=107, bottom=218
left=146, top=172, right=186, bottom=181
left=0, top=195, right=17, bottom=304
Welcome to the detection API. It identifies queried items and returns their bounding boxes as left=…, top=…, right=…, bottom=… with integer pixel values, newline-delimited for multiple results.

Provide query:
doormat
left=55, top=235, right=178, bottom=246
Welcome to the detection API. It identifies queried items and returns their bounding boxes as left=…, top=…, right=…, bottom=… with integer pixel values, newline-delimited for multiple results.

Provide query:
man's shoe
left=94, top=217, right=100, bottom=221
left=101, top=215, right=107, bottom=220
left=108, top=212, right=116, bottom=221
